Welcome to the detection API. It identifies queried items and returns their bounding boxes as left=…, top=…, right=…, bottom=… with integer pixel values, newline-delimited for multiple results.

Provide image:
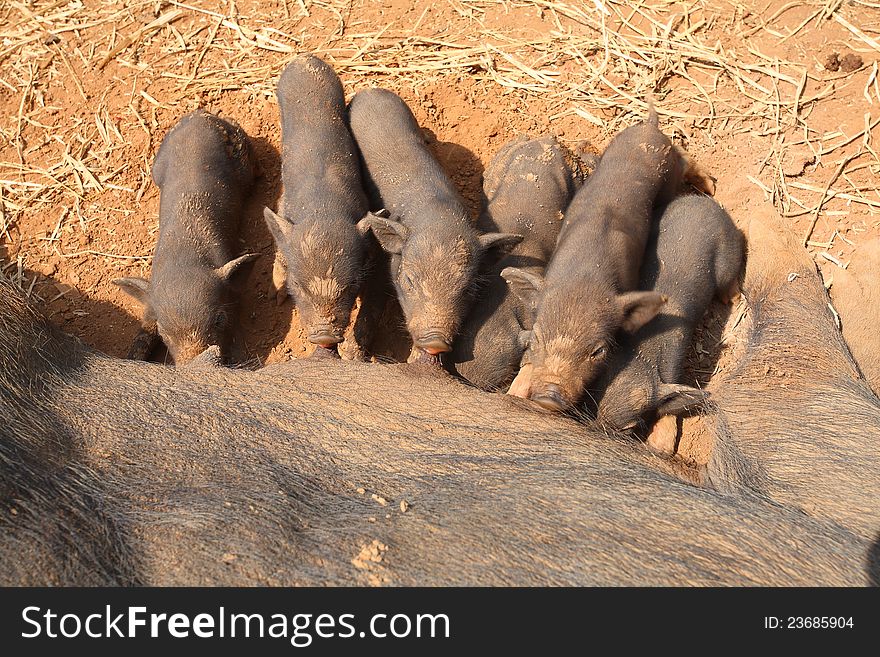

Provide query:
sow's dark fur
left=0, top=248, right=877, bottom=584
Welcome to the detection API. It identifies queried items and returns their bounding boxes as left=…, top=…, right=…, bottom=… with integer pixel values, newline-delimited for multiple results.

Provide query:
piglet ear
left=478, top=232, right=522, bottom=264
left=655, top=383, right=708, bottom=417
left=355, top=210, right=390, bottom=237
left=618, top=291, right=667, bottom=333
left=356, top=214, right=408, bottom=255
left=263, top=207, right=295, bottom=245
left=112, top=277, right=151, bottom=305
left=216, top=253, right=260, bottom=287
left=501, top=267, right=544, bottom=310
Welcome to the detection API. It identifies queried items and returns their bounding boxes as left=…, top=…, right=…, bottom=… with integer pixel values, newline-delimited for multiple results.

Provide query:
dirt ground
left=1, top=0, right=878, bottom=462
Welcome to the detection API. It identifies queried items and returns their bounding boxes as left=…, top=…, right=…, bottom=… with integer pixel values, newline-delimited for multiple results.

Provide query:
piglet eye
left=401, top=272, right=415, bottom=290
left=590, top=345, right=606, bottom=360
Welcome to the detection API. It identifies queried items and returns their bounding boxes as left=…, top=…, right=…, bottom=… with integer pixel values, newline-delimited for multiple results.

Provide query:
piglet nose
left=308, top=325, right=343, bottom=346
left=415, top=331, right=452, bottom=354
left=531, top=384, right=567, bottom=412
left=309, top=333, right=343, bottom=346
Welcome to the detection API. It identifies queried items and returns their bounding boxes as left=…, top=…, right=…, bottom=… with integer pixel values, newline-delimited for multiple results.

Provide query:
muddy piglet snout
left=414, top=330, right=453, bottom=355
left=307, top=324, right=344, bottom=347
left=529, top=383, right=568, bottom=412
left=507, top=365, right=572, bottom=412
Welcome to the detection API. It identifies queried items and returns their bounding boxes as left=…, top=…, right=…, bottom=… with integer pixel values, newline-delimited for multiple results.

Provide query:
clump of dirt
left=351, top=539, right=390, bottom=586
left=824, top=52, right=842, bottom=71
left=780, top=145, right=816, bottom=177
left=844, top=53, right=864, bottom=72
left=840, top=53, right=864, bottom=72
left=824, top=51, right=864, bottom=73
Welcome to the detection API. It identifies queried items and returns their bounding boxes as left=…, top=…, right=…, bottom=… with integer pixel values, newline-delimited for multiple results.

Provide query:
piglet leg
left=718, top=279, right=741, bottom=305
left=341, top=266, right=390, bottom=361
left=507, top=363, right=534, bottom=398
left=127, top=326, right=160, bottom=361
left=272, top=251, right=289, bottom=306
left=647, top=414, right=679, bottom=456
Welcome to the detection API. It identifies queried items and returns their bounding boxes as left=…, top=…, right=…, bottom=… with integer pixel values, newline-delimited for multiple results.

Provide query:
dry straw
left=1, top=0, right=878, bottom=291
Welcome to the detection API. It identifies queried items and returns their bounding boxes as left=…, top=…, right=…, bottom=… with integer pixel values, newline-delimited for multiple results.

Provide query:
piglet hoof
left=310, top=345, right=341, bottom=360
left=718, top=279, right=742, bottom=305
left=646, top=414, right=679, bottom=456
left=674, top=146, right=716, bottom=196
left=507, top=364, right=534, bottom=398
left=571, top=140, right=599, bottom=176
left=685, top=163, right=716, bottom=196
left=338, top=339, right=368, bottom=362
left=127, top=328, right=160, bottom=361
left=272, top=253, right=288, bottom=305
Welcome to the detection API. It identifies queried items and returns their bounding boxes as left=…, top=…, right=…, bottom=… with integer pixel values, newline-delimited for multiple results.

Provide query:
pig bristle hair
left=566, top=403, right=597, bottom=426
left=3, top=272, right=877, bottom=584
left=228, top=358, right=263, bottom=371
left=359, top=249, right=381, bottom=280
left=468, top=269, right=492, bottom=296
left=578, top=386, right=600, bottom=413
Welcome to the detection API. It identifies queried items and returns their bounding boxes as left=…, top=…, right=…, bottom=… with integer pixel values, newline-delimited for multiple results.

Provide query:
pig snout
left=307, top=325, right=344, bottom=347
left=530, top=383, right=567, bottom=412
left=414, top=330, right=453, bottom=355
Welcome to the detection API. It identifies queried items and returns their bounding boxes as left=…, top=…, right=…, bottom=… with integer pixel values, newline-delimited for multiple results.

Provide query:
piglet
left=591, top=194, right=745, bottom=454
left=448, top=135, right=595, bottom=389
left=263, top=56, right=375, bottom=355
left=113, top=110, right=258, bottom=365
left=505, top=105, right=713, bottom=410
left=349, top=88, right=521, bottom=359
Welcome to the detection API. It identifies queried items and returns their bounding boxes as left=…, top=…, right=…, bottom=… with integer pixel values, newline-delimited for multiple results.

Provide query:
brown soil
left=1, top=1, right=878, bottom=463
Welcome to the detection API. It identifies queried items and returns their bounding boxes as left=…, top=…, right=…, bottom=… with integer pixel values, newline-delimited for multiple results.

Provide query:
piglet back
left=152, top=110, right=255, bottom=193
